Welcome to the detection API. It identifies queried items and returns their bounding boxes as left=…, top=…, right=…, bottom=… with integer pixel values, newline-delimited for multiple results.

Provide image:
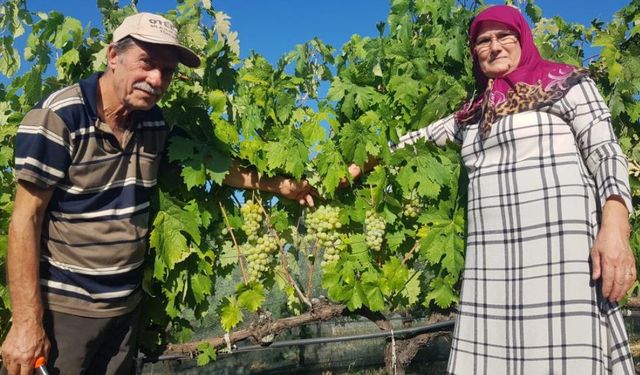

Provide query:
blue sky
left=15, top=0, right=631, bottom=66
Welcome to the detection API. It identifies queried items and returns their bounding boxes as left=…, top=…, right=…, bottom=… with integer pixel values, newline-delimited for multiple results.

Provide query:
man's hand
left=223, top=161, right=316, bottom=206
left=1, top=320, right=50, bottom=375
left=591, top=197, right=637, bottom=302
left=272, top=178, right=317, bottom=207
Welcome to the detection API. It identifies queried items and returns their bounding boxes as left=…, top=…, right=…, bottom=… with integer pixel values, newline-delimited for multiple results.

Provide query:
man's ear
left=107, top=45, right=119, bottom=70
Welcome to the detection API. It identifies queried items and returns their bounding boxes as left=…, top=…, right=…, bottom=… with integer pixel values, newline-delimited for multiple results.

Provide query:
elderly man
left=1, top=12, right=314, bottom=374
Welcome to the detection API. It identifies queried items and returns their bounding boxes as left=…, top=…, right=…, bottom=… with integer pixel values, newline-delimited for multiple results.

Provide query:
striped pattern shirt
left=14, top=73, right=169, bottom=318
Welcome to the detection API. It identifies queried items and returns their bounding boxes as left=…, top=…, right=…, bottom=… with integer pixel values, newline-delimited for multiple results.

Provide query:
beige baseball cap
left=112, top=12, right=200, bottom=68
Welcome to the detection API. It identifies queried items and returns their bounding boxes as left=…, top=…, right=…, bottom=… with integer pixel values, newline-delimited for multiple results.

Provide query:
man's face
left=109, top=40, right=179, bottom=111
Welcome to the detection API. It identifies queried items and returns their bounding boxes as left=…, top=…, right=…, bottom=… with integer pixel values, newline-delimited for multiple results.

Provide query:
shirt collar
left=78, top=72, right=102, bottom=122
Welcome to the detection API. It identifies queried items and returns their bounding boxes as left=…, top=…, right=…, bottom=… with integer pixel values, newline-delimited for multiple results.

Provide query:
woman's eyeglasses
left=474, top=32, right=519, bottom=53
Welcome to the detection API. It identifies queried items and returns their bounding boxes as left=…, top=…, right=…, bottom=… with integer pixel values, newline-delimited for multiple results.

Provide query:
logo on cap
left=112, top=12, right=200, bottom=68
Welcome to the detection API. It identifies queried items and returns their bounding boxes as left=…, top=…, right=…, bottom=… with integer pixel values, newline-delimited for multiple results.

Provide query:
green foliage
left=0, top=0, right=638, bottom=363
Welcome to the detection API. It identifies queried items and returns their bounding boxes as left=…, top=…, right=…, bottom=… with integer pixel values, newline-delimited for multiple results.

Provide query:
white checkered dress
left=393, top=78, right=635, bottom=374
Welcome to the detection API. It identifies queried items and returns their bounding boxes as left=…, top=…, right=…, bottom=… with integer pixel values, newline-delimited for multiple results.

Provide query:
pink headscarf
left=455, top=5, right=579, bottom=124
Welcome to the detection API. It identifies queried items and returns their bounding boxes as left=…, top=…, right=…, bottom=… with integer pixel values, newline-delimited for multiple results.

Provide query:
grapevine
left=0, top=1, right=637, bottom=371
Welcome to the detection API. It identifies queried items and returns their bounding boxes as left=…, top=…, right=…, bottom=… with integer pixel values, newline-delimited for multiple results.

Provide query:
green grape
left=238, top=201, right=280, bottom=281
left=365, top=210, right=385, bottom=251
left=240, top=201, right=263, bottom=242
left=403, top=197, right=420, bottom=218
left=306, top=205, right=343, bottom=271
left=244, top=233, right=279, bottom=282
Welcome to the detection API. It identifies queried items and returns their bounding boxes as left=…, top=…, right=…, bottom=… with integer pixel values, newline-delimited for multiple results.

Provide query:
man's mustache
left=133, top=82, right=162, bottom=96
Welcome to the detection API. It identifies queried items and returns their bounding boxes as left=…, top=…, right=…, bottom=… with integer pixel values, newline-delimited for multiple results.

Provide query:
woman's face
left=473, top=21, right=521, bottom=78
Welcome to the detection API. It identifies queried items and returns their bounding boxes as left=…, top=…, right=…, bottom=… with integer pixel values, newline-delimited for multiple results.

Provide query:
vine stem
left=306, top=228, right=320, bottom=301
left=401, top=240, right=420, bottom=265
left=297, top=209, right=317, bottom=300
left=369, top=183, right=375, bottom=207
left=256, top=199, right=312, bottom=308
left=219, top=202, right=249, bottom=285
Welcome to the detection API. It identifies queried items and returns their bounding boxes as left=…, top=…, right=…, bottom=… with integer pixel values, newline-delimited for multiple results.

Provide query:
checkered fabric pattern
left=392, top=77, right=635, bottom=374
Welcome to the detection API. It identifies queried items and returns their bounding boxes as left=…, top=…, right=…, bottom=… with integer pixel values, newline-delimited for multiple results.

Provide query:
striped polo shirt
left=14, top=73, right=168, bottom=318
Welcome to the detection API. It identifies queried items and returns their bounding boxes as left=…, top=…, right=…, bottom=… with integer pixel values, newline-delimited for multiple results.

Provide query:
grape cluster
left=306, top=205, right=343, bottom=269
left=244, top=234, right=280, bottom=281
left=365, top=210, right=385, bottom=251
left=403, top=197, right=420, bottom=218
left=240, top=201, right=263, bottom=242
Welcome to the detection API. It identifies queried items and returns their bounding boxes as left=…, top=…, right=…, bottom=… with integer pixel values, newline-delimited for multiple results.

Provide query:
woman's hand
left=591, top=197, right=637, bottom=302
left=339, top=164, right=363, bottom=188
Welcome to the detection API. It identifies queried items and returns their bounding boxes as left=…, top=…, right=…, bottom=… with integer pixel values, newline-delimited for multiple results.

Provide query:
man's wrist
left=11, top=310, right=43, bottom=327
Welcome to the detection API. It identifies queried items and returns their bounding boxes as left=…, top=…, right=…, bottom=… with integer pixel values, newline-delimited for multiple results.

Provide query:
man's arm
left=223, top=161, right=316, bottom=207
left=1, top=181, right=53, bottom=375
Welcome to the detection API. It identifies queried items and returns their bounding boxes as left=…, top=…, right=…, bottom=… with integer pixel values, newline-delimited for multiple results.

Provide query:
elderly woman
left=350, top=5, right=636, bottom=374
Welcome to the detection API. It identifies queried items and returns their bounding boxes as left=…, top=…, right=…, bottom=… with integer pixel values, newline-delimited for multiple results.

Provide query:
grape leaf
left=150, top=212, right=190, bottom=271
left=0, top=234, right=7, bottom=259
left=382, top=258, right=409, bottom=291
left=219, top=241, right=237, bottom=267
left=400, top=270, right=422, bottom=306
left=346, top=281, right=367, bottom=310
left=441, top=236, right=465, bottom=276
left=208, top=90, right=227, bottom=113
left=161, top=193, right=202, bottom=245
left=425, top=276, right=458, bottom=308
left=55, top=49, right=79, bottom=78
left=301, top=118, right=326, bottom=145
left=190, top=273, right=213, bottom=304
left=362, top=282, right=385, bottom=311
left=196, top=342, right=217, bottom=366
left=387, top=74, right=419, bottom=108
left=181, top=164, right=207, bottom=190
left=213, top=118, right=240, bottom=145
left=340, top=116, right=379, bottom=166
left=315, top=141, right=347, bottom=195
left=419, top=222, right=455, bottom=265
left=385, top=229, right=409, bottom=252
left=269, top=208, right=290, bottom=232
left=203, top=146, right=231, bottom=185
left=237, top=283, right=266, bottom=312
left=168, top=137, right=196, bottom=163
left=219, top=297, right=243, bottom=332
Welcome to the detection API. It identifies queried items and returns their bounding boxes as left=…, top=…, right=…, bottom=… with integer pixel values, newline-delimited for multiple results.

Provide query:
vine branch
left=162, top=303, right=347, bottom=356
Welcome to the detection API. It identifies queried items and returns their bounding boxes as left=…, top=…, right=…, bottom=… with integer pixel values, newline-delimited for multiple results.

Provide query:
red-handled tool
left=34, top=356, right=50, bottom=375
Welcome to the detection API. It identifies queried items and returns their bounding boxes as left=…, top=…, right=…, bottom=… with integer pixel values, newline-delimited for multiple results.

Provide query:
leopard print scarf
left=458, top=69, right=589, bottom=138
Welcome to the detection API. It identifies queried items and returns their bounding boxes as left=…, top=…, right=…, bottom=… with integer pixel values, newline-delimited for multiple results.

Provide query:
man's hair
left=112, top=36, right=137, bottom=55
